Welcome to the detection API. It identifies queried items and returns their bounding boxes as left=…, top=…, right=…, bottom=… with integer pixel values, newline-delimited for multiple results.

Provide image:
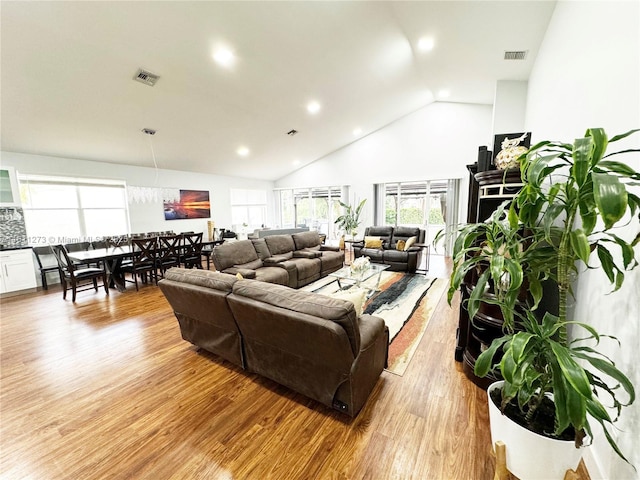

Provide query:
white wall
left=0, top=151, right=275, bottom=238
left=275, top=101, right=493, bottom=233
left=492, top=80, right=528, bottom=134
left=526, top=2, right=640, bottom=479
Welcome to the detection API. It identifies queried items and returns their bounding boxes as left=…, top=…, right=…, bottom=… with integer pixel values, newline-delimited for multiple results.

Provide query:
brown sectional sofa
left=211, top=231, right=344, bottom=288
left=158, top=268, right=389, bottom=417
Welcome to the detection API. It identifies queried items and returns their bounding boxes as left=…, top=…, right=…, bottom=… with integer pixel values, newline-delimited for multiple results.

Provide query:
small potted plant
left=447, top=128, right=639, bottom=479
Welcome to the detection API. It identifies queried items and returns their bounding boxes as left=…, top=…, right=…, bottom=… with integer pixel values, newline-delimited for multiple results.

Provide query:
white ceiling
left=1, top=1, right=556, bottom=181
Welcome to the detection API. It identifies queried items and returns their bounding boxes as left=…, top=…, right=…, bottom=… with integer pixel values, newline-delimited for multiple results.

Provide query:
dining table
left=67, top=246, right=135, bottom=292
left=68, top=240, right=225, bottom=292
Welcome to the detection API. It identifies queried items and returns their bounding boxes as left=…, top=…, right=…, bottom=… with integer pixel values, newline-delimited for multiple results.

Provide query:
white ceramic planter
left=487, top=381, right=586, bottom=480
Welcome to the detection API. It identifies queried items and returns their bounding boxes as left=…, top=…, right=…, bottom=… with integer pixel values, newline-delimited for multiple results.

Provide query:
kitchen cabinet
left=0, top=248, right=37, bottom=293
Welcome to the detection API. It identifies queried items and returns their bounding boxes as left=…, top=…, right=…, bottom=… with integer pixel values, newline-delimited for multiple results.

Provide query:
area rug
left=303, top=271, right=448, bottom=376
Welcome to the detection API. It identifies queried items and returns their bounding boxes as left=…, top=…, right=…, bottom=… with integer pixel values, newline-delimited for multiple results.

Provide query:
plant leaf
left=570, top=229, right=591, bottom=265
left=586, top=128, right=608, bottom=166
left=592, top=172, right=628, bottom=229
left=474, top=336, right=510, bottom=377
left=572, top=136, right=593, bottom=185
left=549, top=342, right=592, bottom=398
left=609, top=128, right=640, bottom=142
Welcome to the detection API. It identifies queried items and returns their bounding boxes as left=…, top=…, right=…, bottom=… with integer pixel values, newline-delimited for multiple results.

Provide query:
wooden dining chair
left=181, top=232, right=203, bottom=269
left=121, top=237, right=157, bottom=290
left=156, top=234, right=182, bottom=278
left=50, top=244, right=109, bottom=302
left=32, top=246, right=60, bottom=290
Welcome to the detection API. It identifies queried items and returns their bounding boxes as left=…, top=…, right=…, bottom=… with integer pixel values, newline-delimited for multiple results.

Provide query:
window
left=230, top=188, right=267, bottom=231
left=19, top=174, right=129, bottom=244
left=377, top=179, right=457, bottom=246
left=275, top=186, right=345, bottom=242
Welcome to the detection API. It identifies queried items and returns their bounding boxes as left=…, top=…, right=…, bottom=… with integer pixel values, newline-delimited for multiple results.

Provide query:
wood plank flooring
left=0, top=261, right=497, bottom=480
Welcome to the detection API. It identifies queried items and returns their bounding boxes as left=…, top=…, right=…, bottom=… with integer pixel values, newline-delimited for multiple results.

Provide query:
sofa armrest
left=262, top=258, right=298, bottom=287
left=320, top=245, right=341, bottom=252
left=293, top=250, right=322, bottom=259
left=221, top=267, right=257, bottom=279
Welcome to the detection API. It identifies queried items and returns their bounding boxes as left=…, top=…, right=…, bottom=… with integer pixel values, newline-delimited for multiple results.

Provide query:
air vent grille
left=133, top=69, right=160, bottom=86
left=504, top=50, right=528, bottom=60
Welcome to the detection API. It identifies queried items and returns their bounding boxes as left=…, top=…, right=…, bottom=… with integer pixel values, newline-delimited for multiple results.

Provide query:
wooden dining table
left=68, top=240, right=224, bottom=292
left=67, top=246, right=134, bottom=292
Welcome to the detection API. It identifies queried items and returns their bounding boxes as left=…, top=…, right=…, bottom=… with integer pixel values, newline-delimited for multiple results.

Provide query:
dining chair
left=121, top=237, right=157, bottom=290
left=50, top=244, right=109, bottom=302
left=32, top=246, right=60, bottom=290
left=65, top=241, right=97, bottom=267
left=105, top=235, right=130, bottom=248
left=181, top=232, right=203, bottom=269
left=156, top=234, right=182, bottom=278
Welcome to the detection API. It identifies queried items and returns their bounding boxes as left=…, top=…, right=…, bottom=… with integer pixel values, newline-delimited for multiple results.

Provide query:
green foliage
left=449, top=128, right=640, bottom=464
left=334, top=198, right=366, bottom=235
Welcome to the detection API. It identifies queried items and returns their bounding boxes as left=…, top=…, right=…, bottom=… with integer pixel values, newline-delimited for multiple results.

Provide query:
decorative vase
left=487, top=381, right=585, bottom=480
left=495, top=133, right=528, bottom=170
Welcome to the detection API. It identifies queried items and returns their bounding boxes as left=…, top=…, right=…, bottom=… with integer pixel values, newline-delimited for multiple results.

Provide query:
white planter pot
left=487, top=381, right=585, bottom=480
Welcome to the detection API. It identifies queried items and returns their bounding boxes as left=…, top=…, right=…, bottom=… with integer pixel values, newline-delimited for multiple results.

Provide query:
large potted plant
left=448, top=128, right=639, bottom=478
left=335, top=198, right=366, bottom=239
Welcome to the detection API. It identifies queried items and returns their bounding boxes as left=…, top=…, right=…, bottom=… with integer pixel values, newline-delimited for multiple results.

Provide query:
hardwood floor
left=0, top=263, right=496, bottom=480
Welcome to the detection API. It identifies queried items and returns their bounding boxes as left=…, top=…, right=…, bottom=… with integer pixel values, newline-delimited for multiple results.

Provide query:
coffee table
left=329, top=263, right=390, bottom=297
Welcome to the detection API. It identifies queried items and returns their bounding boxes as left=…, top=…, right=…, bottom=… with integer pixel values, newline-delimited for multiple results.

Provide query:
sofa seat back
left=158, top=268, right=244, bottom=367
left=264, top=234, right=296, bottom=257
left=364, top=226, right=394, bottom=247
left=211, top=240, right=261, bottom=271
left=227, top=279, right=361, bottom=409
left=292, top=230, right=322, bottom=250
left=391, top=226, right=425, bottom=249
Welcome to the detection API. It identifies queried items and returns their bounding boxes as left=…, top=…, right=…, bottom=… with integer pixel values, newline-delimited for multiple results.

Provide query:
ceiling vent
left=133, top=69, right=160, bottom=86
left=504, top=50, right=528, bottom=60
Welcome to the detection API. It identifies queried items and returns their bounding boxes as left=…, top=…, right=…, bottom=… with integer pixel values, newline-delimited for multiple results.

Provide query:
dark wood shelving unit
left=455, top=165, right=523, bottom=388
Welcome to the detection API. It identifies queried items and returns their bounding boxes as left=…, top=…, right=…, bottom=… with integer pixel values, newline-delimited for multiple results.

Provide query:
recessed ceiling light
left=417, top=37, right=435, bottom=52
left=307, top=101, right=321, bottom=114
left=213, top=48, right=235, bottom=67
left=438, top=89, right=450, bottom=98
left=353, top=128, right=362, bottom=136
left=237, top=146, right=250, bottom=156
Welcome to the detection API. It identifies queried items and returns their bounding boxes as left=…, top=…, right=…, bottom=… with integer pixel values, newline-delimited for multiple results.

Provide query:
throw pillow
left=396, top=239, right=406, bottom=251
left=403, top=236, right=417, bottom=251
left=364, top=236, right=383, bottom=249
left=325, top=288, right=367, bottom=316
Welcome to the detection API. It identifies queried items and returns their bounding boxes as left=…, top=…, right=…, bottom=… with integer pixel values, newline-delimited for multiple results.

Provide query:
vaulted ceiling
left=1, top=1, right=556, bottom=181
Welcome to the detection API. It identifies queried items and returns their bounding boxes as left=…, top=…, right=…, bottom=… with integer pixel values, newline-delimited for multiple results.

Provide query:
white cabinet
left=0, top=248, right=37, bottom=293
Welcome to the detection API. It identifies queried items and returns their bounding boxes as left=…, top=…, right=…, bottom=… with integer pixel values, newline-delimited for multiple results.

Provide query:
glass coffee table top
left=329, top=263, right=390, bottom=296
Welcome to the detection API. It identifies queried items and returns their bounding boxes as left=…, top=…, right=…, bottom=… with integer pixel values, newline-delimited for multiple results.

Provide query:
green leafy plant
left=448, top=128, right=639, bottom=464
left=334, top=198, right=366, bottom=237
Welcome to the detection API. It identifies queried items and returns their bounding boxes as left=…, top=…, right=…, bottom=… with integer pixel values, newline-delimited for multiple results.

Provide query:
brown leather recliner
left=159, top=268, right=389, bottom=417
left=353, top=226, right=426, bottom=272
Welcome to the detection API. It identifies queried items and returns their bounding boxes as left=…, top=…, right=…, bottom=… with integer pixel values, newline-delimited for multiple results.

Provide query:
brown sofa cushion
left=264, top=234, right=296, bottom=255
left=251, top=238, right=272, bottom=260
left=264, top=253, right=293, bottom=263
left=164, top=267, right=237, bottom=292
left=292, top=230, right=321, bottom=250
left=231, top=279, right=361, bottom=356
left=211, top=240, right=259, bottom=271
left=235, top=258, right=264, bottom=270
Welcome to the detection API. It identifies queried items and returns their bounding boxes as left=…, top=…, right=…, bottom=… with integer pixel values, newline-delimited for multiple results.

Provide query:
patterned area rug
left=303, top=271, right=448, bottom=376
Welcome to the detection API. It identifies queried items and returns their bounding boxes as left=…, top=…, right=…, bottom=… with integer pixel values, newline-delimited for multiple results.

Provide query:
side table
left=414, top=242, right=430, bottom=275
left=342, top=238, right=362, bottom=265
